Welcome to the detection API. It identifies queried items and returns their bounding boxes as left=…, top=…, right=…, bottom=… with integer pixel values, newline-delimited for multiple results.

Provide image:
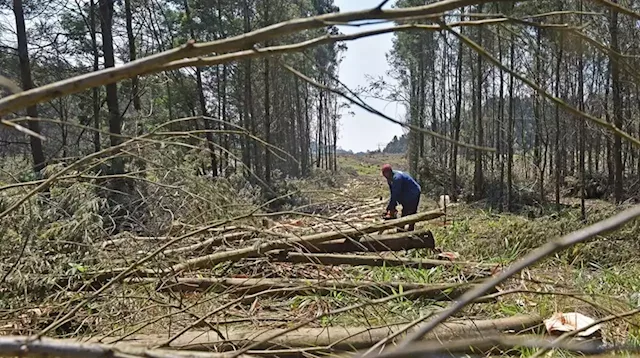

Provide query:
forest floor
left=2, top=153, right=640, bottom=357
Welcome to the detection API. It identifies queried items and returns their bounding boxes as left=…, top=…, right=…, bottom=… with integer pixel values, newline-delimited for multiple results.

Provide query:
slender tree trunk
left=99, top=0, right=123, bottom=174
left=13, top=0, right=46, bottom=174
left=534, top=27, right=543, bottom=203
left=451, top=37, right=463, bottom=202
left=89, top=0, right=100, bottom=154
left=578, top=1, right=586, bottom=220
left=474, top=3, right=485, bottom=199
left=184, top=0, right=217, bottom=176
left=554, top=13, right=564, bottom=210
left=124, top=0, right=140, bottom=112
left=507, top=34, right=515, bottom=211
left=610, top=1, right=624, bottom=203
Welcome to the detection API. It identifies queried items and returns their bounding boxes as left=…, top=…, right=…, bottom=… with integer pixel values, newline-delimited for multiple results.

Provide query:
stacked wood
left=169, top=210, right=444, bottom=274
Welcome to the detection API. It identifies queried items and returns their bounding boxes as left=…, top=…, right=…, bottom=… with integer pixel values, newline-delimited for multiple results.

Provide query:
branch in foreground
left=389, top=201, right=640, bottom=350
left=283, top=64, right=496, bottom=152
left=0, top=0, right=517, bottom=117
left=128, top=277, right=487, bottom=301
left=439, top=18, right=640, bottom=149
left=0, top=336, right=254, bottom=358
left=267, top=252, right=494, bottom=273
left=361, top=334, right=627, bottom=358
left=100, top=315, right=541, bottom=352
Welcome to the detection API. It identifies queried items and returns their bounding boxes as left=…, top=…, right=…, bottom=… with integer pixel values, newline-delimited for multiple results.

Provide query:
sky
left=333, top=0, right=406, bottom=153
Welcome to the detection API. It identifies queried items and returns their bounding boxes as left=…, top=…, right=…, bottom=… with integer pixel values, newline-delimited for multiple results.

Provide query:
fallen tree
left=0, top=336, right=256, bottom=358
left=98, top=315, right=541, bottom=351
left=271, top=229, right=436, bottom=253
left=267, top=252, right=494, bottom=269
left=126, top=277, right=492, bottom=301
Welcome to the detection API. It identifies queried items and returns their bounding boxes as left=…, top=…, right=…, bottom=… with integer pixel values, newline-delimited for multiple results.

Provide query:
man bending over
left=381, top=164, right=421, bottom=231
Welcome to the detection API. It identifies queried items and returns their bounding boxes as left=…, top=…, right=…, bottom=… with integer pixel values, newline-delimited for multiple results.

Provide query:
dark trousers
left=400, top=197, right=420, bottom=231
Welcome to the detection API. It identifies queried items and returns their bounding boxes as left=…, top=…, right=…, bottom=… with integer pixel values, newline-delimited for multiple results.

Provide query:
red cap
left=381, top=164, right=392, bottom=174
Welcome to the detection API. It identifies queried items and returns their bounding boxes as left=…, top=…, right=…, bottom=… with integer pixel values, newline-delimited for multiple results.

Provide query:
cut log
left=169, top=210, right=444, bottom=273
left=163, top=231, right=254, bottom=255
left=268, top=252, right=495, bottom=270
left=368, top=334, right=604, bottom=358
left=101, top=226, right=243, bottom=249
left=276, top=229, right=436, bottom=253
left=126, top=277, right=492, bottom=301
left=95, top=315, right=541, bottom=352
left=0, top=335, right=256, bottom=358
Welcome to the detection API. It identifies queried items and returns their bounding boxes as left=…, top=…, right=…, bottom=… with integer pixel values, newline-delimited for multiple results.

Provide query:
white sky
left=333, top=0, right=405, bottom=152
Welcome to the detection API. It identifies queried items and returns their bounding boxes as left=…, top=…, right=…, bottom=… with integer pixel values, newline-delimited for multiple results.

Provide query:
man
left=381, top=164, right=421, bottom=231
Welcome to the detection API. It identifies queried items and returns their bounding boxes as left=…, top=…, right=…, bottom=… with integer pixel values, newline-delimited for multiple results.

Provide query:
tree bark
left=98, top=0, right=123, bottom=174
left=610, top=1, right=624, bottom=203
left=13, top=0, right=46, bottom=174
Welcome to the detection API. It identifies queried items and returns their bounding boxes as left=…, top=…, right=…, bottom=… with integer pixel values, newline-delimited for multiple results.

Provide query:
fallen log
left=367, top=334, right=605, bottom=358
left=169, top=210, right=444, bottom=273
left=100, top=226, right=244, bottom=249
left=96, top=315, right=541, bottom=352
left=163, top=231, right=254, bottom=255
left=268, top=252, right=495, bottom=270
left=127, top=277, right=492, bottom=301
left=0, top=335, right=256, bottom=358
left=276, top=229, right=436, bottom=253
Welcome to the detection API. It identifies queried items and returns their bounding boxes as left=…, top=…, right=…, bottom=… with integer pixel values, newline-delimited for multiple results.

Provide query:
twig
left=376, top=0, right=391, bottom=11
left=389, top=204, right=640, bottom=350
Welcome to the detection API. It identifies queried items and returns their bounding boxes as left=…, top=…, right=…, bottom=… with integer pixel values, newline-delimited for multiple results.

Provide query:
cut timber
left=127, top=277, right=492, bottom=301
left=0, top=335, right=256, bottom=358
left=162, top=231, right=253, bottom=255
left=169, top=210, right=444, bottom=273
left=95, top=315, right=541, bottom=351
left=275, top=229, right=436, bottom=253
left=101, top=226, right=243, bottom=249
left=369, top=334, right=604, bottom=358
left=269, top=252, right=494, bottom=269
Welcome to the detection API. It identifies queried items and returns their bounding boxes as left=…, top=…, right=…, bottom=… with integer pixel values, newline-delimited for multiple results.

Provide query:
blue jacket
left=387, top=170, right=421, bottom=211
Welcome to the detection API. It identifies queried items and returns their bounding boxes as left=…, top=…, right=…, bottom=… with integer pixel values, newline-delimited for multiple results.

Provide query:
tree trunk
left=124, top=0, right=140, bottom=112
left=99, top=0, right=123, bottom=174
left=451, top=37, right=463, bottom=202
left=554, top=13, right=564, bottom=210
left=473, top=4, right=484, bottom=199
left=184, top=0, right=218, bottom=177
left=610, top=1, right=624, bottom=203
left=13, top=0, right=46, bottom=174
left=507, top=34, right=515, bottom=211
left=578, top=0, right=586, bottom=221
left=89, top=0, right=100, bottom=154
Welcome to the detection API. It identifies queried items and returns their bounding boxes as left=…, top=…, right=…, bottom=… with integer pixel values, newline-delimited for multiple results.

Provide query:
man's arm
left=387, top=177, right=401, bottom=212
